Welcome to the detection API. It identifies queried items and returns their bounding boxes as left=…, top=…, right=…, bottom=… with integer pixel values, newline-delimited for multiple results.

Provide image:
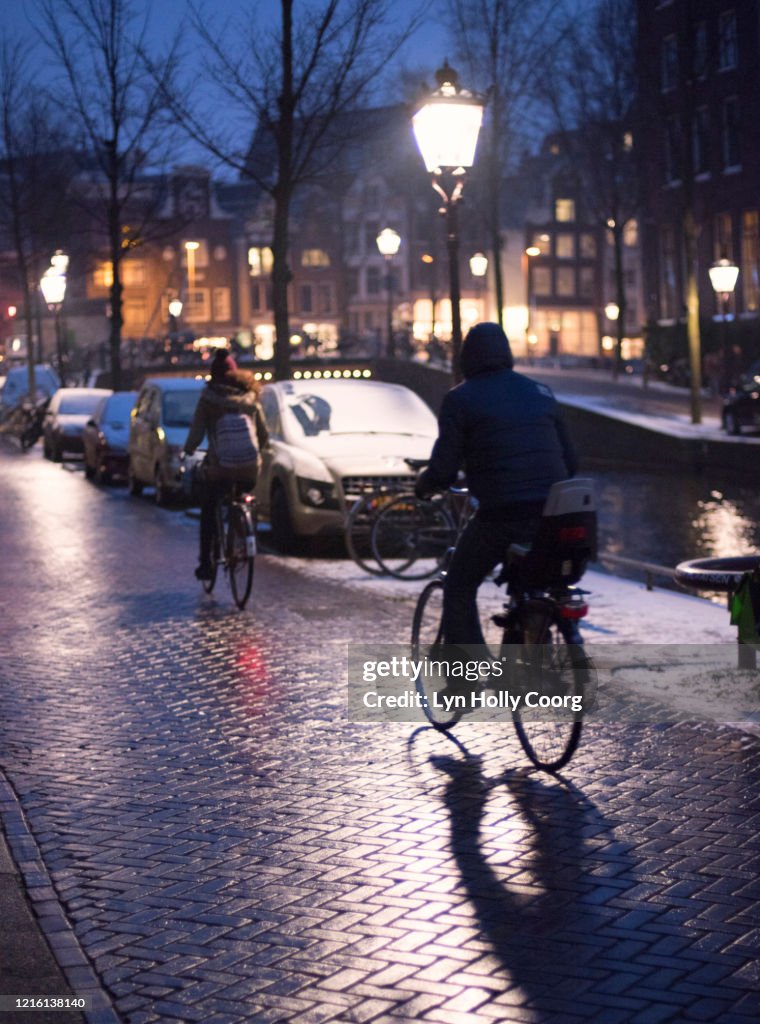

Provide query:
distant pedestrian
left=183, top=350, right=268, bottom=581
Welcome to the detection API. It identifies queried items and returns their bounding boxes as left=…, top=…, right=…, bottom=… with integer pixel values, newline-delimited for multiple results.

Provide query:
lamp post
left=39, top=251, right=68, bottom=386
left=412, top=62, right=485, bottom=382
left=469, top=251, right=488, bottom=321
left=708, top=257, right=739, bottom=394
left=184, top=240, right=200, bottom=317
left=524, top=245, right=541, bottom=360
left=376, top=227, right=401, bottom=358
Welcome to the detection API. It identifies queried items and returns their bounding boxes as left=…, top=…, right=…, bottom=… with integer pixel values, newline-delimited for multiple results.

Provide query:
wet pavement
left=0, top=442, right=758, bottom=1024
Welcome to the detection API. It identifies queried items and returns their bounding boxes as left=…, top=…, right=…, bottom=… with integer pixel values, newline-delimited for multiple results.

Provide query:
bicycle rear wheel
left=372, top=496, right=453, bottom=579
left=228, top=506, right=255, bottom=609
left=509, top=624, right=587, bottom=772
left=345, top=492, right=388, bottom=576
left=411, top=579, right=462, bottom=731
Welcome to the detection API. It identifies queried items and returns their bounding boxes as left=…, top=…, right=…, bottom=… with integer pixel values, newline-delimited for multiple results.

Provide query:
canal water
left=588, top=461, right=760, bottom=580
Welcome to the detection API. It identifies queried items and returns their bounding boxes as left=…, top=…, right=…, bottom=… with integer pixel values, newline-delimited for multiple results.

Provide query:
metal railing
left=594, top=551, right=675, bottom=591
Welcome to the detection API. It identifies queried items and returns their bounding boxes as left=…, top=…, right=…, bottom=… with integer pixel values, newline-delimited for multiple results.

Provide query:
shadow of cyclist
left=432, top=753, right=631, bottom=1015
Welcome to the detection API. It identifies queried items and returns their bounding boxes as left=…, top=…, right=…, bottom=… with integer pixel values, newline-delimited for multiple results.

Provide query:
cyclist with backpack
left=184, top=349, right=268, bottom=581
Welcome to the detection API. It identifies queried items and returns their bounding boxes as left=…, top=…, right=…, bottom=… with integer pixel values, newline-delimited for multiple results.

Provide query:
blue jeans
left=442, top=509, right=542, bottom=645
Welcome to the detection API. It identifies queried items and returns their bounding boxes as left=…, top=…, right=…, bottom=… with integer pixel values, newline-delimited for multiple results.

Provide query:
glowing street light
left=376, top=227, right=401, bottom=358
left=40, top=251, right=68, bottom=385
left=412, top=61, right=485, bottom=382
left=709, top=257, right=740, bottom=393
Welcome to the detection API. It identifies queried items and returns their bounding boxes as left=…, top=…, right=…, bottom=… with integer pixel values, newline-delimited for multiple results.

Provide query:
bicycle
left=186, top=459, right=257, bottom=610
left=344, top=478, right=414, bottom=577
left=411, top=478, right=597, bottom=773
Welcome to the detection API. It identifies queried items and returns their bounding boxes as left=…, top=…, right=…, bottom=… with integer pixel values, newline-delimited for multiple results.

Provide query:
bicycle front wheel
left=411, top=579, right=462, bottom=731
left=372, top=496, right=453, bottom=580
left=227, top=506, right=255, bottom=609
left=344, top=493, right=387, bottom=576
left=509, top=625, right=587, bottom=772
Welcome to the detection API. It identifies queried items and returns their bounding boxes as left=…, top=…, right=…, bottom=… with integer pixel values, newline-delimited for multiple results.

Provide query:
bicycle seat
left=502, top=478, right=597, bottom=589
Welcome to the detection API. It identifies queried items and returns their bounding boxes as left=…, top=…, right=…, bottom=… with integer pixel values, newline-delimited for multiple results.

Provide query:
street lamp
left=709, top=257, right=740, bottom=393
left=412, top=61, right=485, bottom=382
left=376, top=227, right=401, bottom=358
left=524, top=246, right=541, bottom=358
left=184, top=241, right=200, bottom=318
left=39, top=251, right=68, bottom=385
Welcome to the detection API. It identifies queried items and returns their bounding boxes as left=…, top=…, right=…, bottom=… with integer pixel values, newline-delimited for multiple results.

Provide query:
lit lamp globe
left=469, top=252, right=488, bottom=277
left=604, top=302, right=620, bottom=321
left=168, top=299, right=183, bottom=318
left=40, top=266, right=67, bottom=308
left=708, top=258, right=739, bottom=298
left=376, top=228, right=401, bottom=258
left=412, top=62, right=484, bottom=173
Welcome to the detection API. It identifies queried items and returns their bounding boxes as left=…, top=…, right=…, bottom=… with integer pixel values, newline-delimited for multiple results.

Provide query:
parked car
left=255, top=378, right=439, bottom=549
left=722, top=377, right=760, bottom=435
left=0, top=364, right=60, bottom=417
left=42, top=387, right=112, bottom=461
left=127, top=376, right=206, bottom=504
left=83, top=390, right=138, bottom=483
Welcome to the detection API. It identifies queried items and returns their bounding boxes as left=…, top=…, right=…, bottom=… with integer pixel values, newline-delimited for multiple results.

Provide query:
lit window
left=579, top=267, right=595, bottom=298
left=301, top=249, right=331, bottom=268
left=623, top=219, right=639, bottom=247
left=532, top=267, right=552, bottom=296
left=213, top=288, right=231, bottom=322
left=556, top=268, right=575, bottom=296
left=555, top=199, right=575, bottom=222
left=93, top=261, right=113, bottom=288
left=579, top=234, right=597, bottom=258
left=741, top=211, right=759, bottom=312
left=185, top=289, right=210, bottom=322
left=248, top=246, right=273, bottom=276
left=556, top=234, right=575, bottom=259
left=122, top=260, right=145, bottom=287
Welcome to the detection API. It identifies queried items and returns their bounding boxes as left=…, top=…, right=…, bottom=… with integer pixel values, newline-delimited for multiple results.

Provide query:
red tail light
left=559, top=526, right=587, bottom=542
left=558, top=601, right=588, bottom=619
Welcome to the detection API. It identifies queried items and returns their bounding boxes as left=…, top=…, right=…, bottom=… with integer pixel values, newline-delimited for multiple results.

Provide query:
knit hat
left=210, top=349, right=237, bottom=381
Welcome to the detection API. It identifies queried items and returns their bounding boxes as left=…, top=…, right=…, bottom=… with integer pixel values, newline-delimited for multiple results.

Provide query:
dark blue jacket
left=418, top=325, right=577, bottom=511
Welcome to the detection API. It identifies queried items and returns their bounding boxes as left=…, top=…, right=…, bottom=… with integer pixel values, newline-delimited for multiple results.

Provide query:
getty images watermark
left=346, top=644, right=759, bottom=725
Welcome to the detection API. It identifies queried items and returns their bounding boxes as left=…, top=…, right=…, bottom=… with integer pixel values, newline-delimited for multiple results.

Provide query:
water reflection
left=593, top=467, right=759, bottom=568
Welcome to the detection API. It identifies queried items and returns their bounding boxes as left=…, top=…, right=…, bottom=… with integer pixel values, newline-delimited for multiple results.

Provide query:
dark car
left=43, top=388, right=112, bottom=461
left=722, top=374, right=760, bottom=435
left=83, top=390, right=138, bottom=483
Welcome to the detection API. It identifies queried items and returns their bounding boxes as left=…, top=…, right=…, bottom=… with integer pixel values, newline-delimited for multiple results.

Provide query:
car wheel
left=51, top=441, right=62, bottom=463
left=94, top=461, right=111, bottom=485
left=270, top=482, right=299, bottom=553
left=724, top=411, right=741, bottom=436
left=128, top=462, right=143, bottom=496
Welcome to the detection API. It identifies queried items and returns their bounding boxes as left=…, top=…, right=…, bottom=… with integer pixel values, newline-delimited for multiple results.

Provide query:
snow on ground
left=282, top=555, right=758, bottom=734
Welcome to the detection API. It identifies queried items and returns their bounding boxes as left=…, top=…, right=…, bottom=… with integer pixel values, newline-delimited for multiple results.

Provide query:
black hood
left=460, top=322, right=514, bottom=379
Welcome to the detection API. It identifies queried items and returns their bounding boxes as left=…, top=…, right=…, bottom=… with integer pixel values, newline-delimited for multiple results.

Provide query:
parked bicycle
left=411, top=478, right=597, bottom=772
left=0, top=396, right=50, bottom=451
left=344, top=478, right=414, bottom=577
left=184, top=458, right=257, bottom=610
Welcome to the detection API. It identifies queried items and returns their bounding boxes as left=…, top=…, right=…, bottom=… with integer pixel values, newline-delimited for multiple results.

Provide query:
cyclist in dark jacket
left=416, top=322, right=577, bottom=646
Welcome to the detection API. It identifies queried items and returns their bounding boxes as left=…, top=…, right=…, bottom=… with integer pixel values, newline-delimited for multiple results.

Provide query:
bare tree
left=0, top=39, right=75, bottom=395
left=541, top=0, right=639, bottom=379
left=166, top=0, right=425, bottom=380
left=442, top=0, right=571, bottom=332
left=38, top=0, right=181, bottom=390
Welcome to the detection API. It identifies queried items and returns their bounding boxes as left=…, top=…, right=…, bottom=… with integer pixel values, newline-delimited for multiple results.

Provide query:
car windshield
left=162, top=390, right=200, bottom=427
left=59, top=394, right=105, bottom=415
left=104, top=393, right=136, bottom=424
left=282, top=385, right=435, bottom=439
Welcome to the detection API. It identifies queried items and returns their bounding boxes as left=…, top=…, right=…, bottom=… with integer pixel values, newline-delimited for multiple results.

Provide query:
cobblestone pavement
left=0, top=444, right=758, bottom=1024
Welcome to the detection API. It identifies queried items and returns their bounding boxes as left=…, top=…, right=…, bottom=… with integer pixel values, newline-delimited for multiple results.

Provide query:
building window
left=665, top=115, right=681, bottom=183
left=718, top=10, right=738, bottom=70
left=318, top=285, right=333, bottom=314
left=661, top=34, right=678, bottom=91
left=186, top=288, right=210, bottom=322
left=123, top=300, right=148, bottom=333
left=301, top=249, right=331, bottom=268
left=364, top=222, right=380, bottom=253
left=346, top=269, right=359, bottom=297
left=579, top=233, right=597, bottom=258
left=623, top=219, right=639, bottom=247
left=692, top=22, right=707, bottom=79
left=659, top=226, right=678, bottom=319
left=181, top=239, right=208, bottom=268
left=692, top=107, right=710, bottom=175
left=741, top=212, right=759, bottom=312
left=554, top=199, right=575, bottom=222
left=366, top=266, right=381, bottom=295
left=532, top=267, right=552, bottom=296
left=213, top=287, right=231, bottom=322
left=248, top=246, right=273, bottom=276
left=714, top=212, right=733, bottom=261
left=556, top=267, right=575, bottom=297
left=579, top=267, right=595, bottom=298
left=250, top=283, right=261, bottom=312
left=363, top=312, right=374, bottom=329
left=299, top=284, right=313, bottom=313
left=722, top=97, right=741, bottom=169
left=531, top=231, right=551, bottom=253
left=556, top=233, right=575, bottom=259
left=93, top=261, right=113, bottom=289
left=122, top=260, right=145, bottom=286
